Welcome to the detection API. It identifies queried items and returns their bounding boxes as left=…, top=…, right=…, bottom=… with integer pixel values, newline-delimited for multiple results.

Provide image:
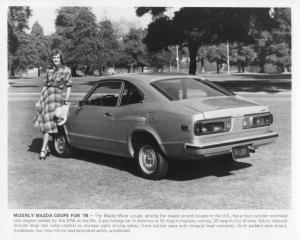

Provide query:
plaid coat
left=33, top=66, right=72, bottom=133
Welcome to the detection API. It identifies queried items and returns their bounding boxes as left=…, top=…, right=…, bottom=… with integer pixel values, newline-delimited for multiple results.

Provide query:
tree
left=266, top=42, right=291, bottom=72
left=206, top=44, right=227, bottom=73
left=149, top=47, right=176, bottom=72
left=267, top=8, right=291, bottom=72
left=230, top=44, right=257, bottom=73
left=137, top=7, right=273, bottom=75
left=117, top=28, right=149, bottom=72
left=252, top=8, right=291, bottom=73
left=197, top=46, right=207, bottom=72
left=55, top=7, right=99, bottom=76
left=97, top=19, right=119, bottom=75
left=112, top=19, right=142, bottom=38
left=8, top=6, right=32, bottom=76
left=30, top=21, right=49, bottom=76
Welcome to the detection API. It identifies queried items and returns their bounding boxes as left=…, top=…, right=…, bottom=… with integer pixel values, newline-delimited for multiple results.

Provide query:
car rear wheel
left=53, top=131, right=72, bottom=158
left=135, top=142, right=168, bottom=180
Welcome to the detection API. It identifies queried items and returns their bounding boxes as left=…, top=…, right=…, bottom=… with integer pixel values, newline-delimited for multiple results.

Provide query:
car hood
left=179, top=96, right=269, bottom=119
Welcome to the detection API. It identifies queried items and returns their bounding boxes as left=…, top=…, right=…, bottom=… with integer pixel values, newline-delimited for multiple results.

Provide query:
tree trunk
left=188, top=43, right=199, bottom=75
left=85, top=66, right=90, bottom=76
left=38, top=67, right=40, bottom=77
left=241, top=64, right=245, bottom=73
left=259, top=62, right=265, bottom=73
left=216, top=63, right=220, bottom=73
left=200, top=58, right=205, bottom=72
left=71, top=66, right=78, bottom=77
left=10, top=68, right=14, bottom=77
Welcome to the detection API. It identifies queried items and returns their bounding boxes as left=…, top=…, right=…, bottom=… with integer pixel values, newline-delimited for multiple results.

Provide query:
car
left=53, top=73, right=278, bottom=180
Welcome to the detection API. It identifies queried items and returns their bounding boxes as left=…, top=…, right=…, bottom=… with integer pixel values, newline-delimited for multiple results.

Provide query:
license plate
left=232, top=145, right=250, bottom=160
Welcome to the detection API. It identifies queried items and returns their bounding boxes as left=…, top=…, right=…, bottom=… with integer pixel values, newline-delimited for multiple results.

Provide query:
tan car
left=53, top=74, right=278, bottom=180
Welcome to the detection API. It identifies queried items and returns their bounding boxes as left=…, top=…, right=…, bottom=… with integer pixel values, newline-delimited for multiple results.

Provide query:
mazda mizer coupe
left=53, top=74, right=278, bottom=180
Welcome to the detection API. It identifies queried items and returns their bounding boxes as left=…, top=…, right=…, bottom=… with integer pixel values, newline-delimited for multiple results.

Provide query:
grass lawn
left=8, top=72, right=291, bottom=94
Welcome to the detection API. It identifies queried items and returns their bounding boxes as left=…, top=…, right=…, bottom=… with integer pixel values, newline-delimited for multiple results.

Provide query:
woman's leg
left=41, top=132, right=50, bottom=151
left=40, top=132, right=50, bottom=159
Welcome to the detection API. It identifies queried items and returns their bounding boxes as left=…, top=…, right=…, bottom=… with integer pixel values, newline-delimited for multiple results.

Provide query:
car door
left=69, top=80, right=123, bottom=152
left=113, top=81, right=145, bottom=156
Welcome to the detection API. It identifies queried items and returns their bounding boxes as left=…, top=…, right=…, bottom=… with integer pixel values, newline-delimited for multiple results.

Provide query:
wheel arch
left=128, top=127, right=166, bottom=158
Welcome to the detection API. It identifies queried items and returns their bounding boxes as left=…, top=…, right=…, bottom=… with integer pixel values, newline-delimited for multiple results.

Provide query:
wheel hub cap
left=56, top=137, right=65, bottom=153
left=139, top=145, right=157, bottom=174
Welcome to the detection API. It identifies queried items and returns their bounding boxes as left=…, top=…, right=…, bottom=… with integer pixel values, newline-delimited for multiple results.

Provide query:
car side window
left=120, top=82, right=143, bottom=106
left=85, top=81, right=122, bottom=107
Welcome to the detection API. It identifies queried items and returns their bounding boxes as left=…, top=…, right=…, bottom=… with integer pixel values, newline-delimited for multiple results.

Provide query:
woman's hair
left=49, top=49, right=64, bottom=68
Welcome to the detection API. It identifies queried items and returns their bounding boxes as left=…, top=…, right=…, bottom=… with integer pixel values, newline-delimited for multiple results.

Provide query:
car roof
left=103, top=73, right=206, bottom=86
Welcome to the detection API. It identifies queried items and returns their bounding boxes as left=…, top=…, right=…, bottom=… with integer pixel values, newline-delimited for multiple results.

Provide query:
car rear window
left=151, top=78, right=232, bottom=101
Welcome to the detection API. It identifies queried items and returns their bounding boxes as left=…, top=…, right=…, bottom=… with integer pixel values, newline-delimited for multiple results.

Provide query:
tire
left=135, top=141, right=168, bottom=180
left=52, top=131, right=72, bottom=158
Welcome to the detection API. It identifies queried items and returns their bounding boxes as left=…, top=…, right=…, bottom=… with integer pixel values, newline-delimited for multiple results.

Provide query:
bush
left=264, top=63, right=281, bottom=73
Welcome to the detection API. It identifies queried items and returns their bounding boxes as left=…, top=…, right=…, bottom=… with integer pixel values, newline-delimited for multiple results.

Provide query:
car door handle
left=104, top=112, right=112, bottom=117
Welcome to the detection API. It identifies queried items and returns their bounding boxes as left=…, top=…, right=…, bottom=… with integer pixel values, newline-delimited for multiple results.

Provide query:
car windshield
left=151, top=78, right=232, bottom=101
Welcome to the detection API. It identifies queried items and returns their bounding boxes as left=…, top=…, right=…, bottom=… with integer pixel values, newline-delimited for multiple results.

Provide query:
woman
left=33, top=49, right=72, bottom=160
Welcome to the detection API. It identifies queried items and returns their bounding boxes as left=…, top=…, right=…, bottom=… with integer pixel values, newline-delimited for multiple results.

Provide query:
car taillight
left=242, top=113, right=273, bottom=129
left=194, top=118, right=231, bottom=136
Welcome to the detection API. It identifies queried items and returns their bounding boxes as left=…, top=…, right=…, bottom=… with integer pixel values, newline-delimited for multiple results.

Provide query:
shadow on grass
left=166, top=157, right=252, bottom=181
left=27, top=138, right=138, bottom=176
left=27, top=138, right=43, bottom=154
left=28, top=138, right=252, bottom=180
left=71, top=149, right=139, bottom=176
left=214, top=81, right=291, bottom=93
left=233, top=73, right=291, bottom=80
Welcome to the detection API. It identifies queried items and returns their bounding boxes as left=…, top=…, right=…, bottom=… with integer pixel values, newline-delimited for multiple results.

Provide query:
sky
left=28, top=6, right=153, bottom=35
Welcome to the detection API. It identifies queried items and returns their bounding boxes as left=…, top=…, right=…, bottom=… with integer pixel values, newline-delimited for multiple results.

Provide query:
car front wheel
left=135, top=142, right=168, bottom=180
left=53, top=131, right=72, bottom=158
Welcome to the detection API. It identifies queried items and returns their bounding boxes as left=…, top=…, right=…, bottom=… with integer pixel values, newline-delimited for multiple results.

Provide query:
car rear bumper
left=162, top=131, right=278, bottom=160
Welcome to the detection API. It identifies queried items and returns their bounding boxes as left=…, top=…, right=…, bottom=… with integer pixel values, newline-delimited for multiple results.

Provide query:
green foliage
left=148, top=47, right=176, bottom=71
left=54, top=7, right=99, bottom=76
left=117, top=28, right=149, bottom=71
left=30, top=21, right=49, bottom=75
left=206, top=44, right=227, bottom=73
left=266, top=42, right=291, bottom=72
left=143, top=17, right=175, bottom=52
left=138, top=7, right=273, bottom=74
left=135, top=7, right=167, bottom=18
left=7, top=6, right=32, bottom=76
left=97, top=19, right=119, bottom=70
left=253, top=8, right=291, bottom=73
left=230, top=44, right=257, bottom=73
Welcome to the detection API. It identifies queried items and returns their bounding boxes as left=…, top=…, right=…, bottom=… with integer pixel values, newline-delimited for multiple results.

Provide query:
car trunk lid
left=179, top=96, right=269, bottom=119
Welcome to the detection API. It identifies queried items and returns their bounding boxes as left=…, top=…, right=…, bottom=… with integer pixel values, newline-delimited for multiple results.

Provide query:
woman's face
left=52, top=53, right=61, bottom=67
